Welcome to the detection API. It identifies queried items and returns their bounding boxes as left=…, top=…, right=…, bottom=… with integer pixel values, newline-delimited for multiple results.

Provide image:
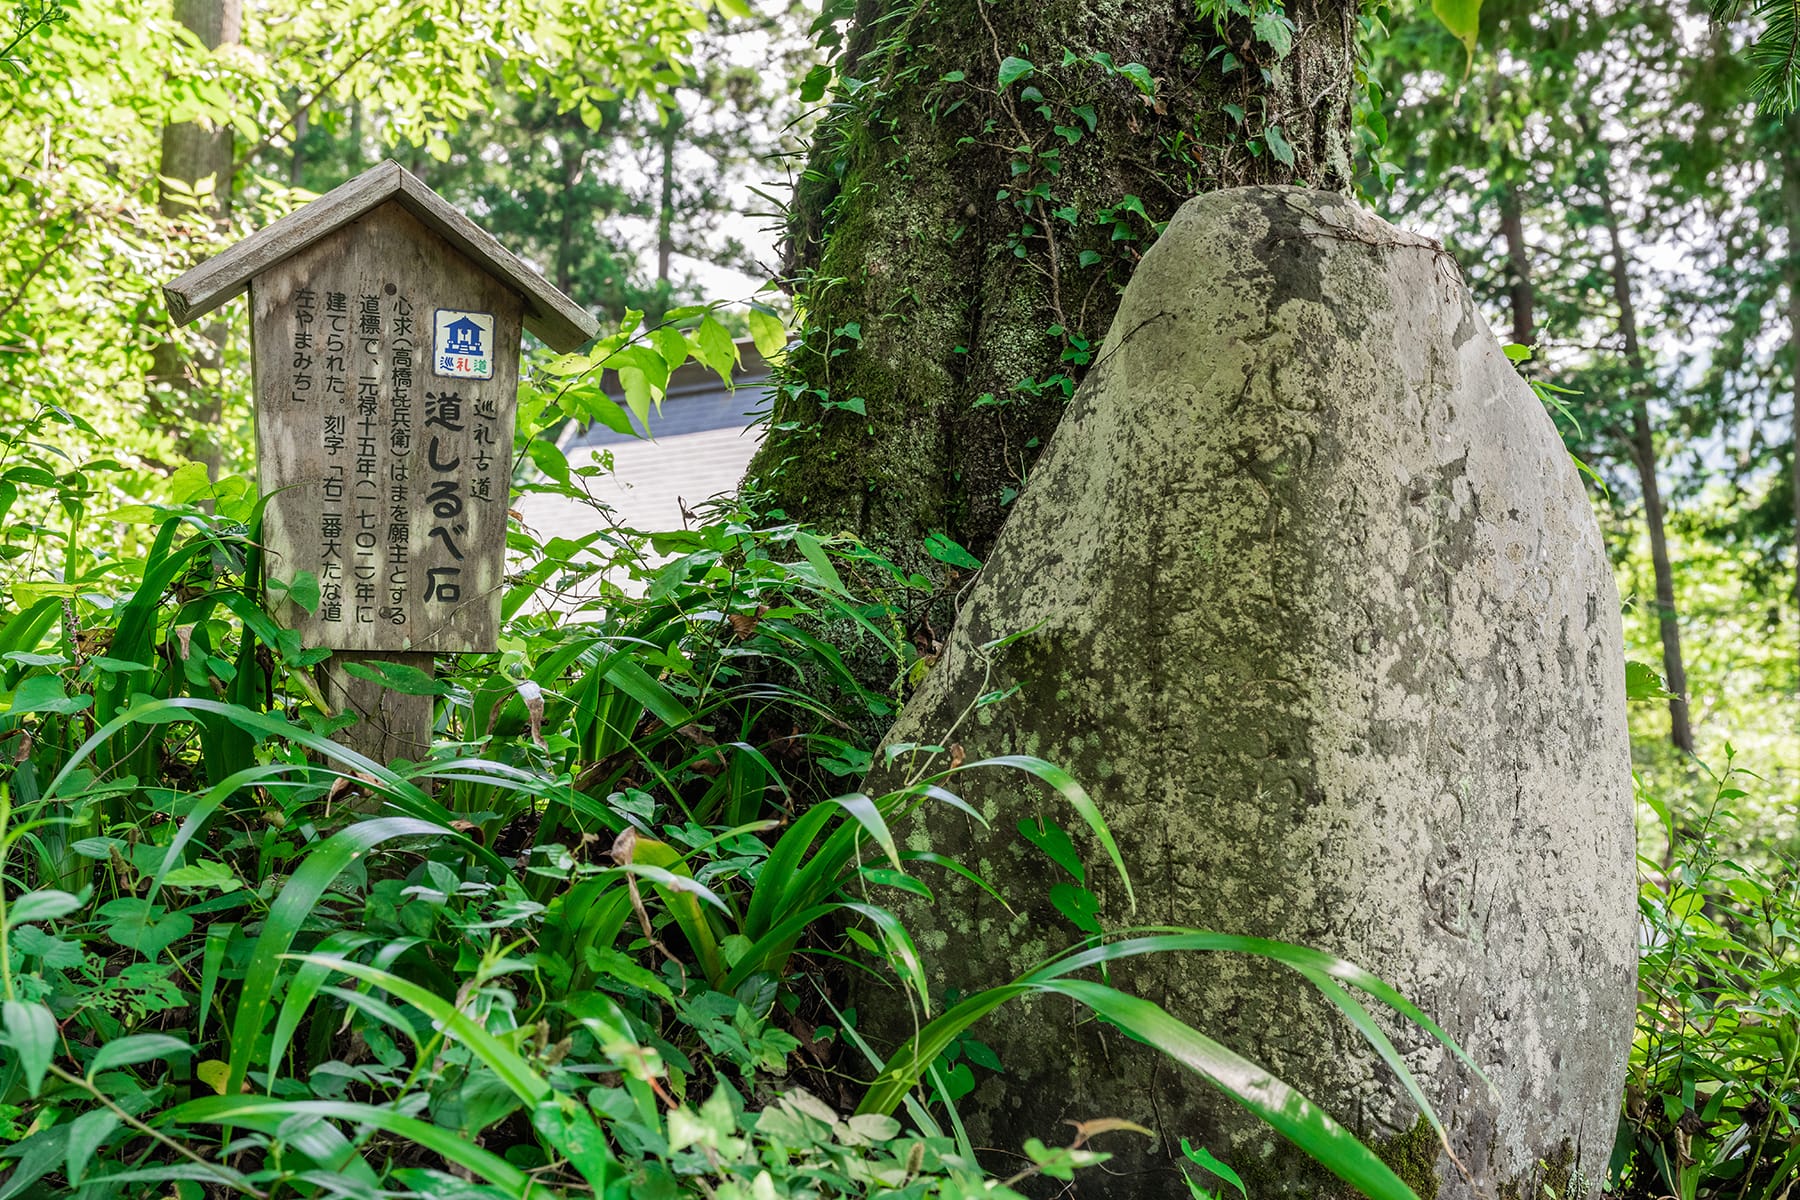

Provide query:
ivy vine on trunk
left=745, top=0, right=1362, bottom=574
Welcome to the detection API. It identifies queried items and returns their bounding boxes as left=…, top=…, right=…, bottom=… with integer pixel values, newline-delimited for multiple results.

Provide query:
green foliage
left=0, top=379, right=1473, bottom=1196
left=1620, top=755, right=1800, bottom=1199
left=1711, top=0, right=1800, bottom=112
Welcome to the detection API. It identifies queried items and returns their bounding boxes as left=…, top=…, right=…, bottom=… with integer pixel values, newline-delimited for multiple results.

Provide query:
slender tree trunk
left=556, top=118, right=582, bottom=297
left=1499, top=184, right=1534, bottom=348
left=656, top=107, right=679, bottom=289
left=151, top=0, right=240, bottom=478
left=1600, top=168, right=1693, bottom=753
left=289, top=103, right=308, bottom=186
left=1784, top=122, right=1800, bottom=610
left=743, top=0, right=1359, bottom=568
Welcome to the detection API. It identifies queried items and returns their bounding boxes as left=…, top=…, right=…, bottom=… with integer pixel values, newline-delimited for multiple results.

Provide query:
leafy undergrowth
left=0, top=409, right=1475, bottom=1199
left=1615, top=753, right=1800, bottom=1200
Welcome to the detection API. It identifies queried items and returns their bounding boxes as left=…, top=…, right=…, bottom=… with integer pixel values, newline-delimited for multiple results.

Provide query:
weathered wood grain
left=168, top=160, right=598, bottom=352
left=251, top=200, right=520, bottom=654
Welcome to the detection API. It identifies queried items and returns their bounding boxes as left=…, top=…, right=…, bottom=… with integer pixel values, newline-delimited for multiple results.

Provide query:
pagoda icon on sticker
left=435, top=309, right=494, bottom=379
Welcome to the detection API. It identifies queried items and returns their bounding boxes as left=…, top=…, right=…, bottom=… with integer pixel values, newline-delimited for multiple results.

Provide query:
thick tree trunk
left=744, top=0, right=1357, bottom=567
left=151, top=0, right=240, bottom=478
left=1600, top=174, right=1693, bottom=753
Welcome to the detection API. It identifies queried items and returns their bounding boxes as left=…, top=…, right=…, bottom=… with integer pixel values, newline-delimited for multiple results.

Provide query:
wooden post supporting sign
left=164, top=161, right=597, bottom=764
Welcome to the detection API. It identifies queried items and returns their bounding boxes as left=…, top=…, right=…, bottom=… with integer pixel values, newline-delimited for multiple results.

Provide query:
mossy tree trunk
left=744, top=0, right=1358, bottom=568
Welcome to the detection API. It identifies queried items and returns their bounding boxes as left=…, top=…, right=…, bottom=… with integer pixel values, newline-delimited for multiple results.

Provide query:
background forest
left=0, top=0, right=1798, bottom=1197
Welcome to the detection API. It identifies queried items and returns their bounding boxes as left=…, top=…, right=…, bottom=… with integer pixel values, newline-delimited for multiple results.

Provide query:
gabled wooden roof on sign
left=162, top=159, right=600, bottom=353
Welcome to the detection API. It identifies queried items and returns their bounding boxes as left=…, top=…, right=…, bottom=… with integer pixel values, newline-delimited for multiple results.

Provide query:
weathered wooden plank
left=166, top=162, right=404, bottom=326
left=166, top=160, right=599, bottom=351
left=394, top=170, right=598, bottom=353
left=251, top=200, right=520, bottom=653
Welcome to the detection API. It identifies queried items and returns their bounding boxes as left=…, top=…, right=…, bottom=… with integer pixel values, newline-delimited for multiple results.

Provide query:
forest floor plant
left=0, top=402, right=1479, bottom=1198
left=1616, top=751, right=1800, bottom=1200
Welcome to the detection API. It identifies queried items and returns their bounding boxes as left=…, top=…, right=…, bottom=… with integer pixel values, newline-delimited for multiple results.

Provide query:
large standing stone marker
left=165, top=161, right=597, bottom=760
left=865, top=187, right=1635, bottom=1198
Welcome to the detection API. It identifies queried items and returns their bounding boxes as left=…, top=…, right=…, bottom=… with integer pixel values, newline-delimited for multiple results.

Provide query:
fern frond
left=1746, top=0, right=1800, bottom=113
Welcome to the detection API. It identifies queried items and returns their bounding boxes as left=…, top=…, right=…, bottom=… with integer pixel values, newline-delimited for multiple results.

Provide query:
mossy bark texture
left=745, top=0, right=1357, bottom=569
left=859, top=188, right=1636, bottom=1198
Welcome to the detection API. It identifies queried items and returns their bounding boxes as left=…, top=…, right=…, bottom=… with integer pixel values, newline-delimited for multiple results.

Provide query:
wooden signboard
left=165, top=161, right=597, bottom=760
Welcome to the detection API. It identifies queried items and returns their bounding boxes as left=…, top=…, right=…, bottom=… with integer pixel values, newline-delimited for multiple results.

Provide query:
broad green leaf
left=1431, top=0, right=1481, bottom=70
left=923, top=531, right=981, bottom=570
left=795, top=531, right=847, bottom=595
left=162, top=1096, right=530, bottom=1197
left=6, top=674, right=90, bottom=716
left=65, top=1109, right=119, bottom=1186
left=998, top=56, right=1035, bottom=87
left=692, top=314, right=740, bottom=380
left=747, top=306, right=787, bottom=359
left=159, top=860, right=242, bottom=893
left=1626, top=660, right=1675, bottom=701
left=7, top=889, right=82, bottom=926
left=1181, top=1138, right=1246, bottom=1198
left=3, top=1000, right=56, bottom=1096
left=12, top=926, right=83, bottom=968
left=89, top=1033, right=192, bottom=1077
left=619, top=366, right=655, bottom=427
left=1263, top=124, right=1295, bottom=167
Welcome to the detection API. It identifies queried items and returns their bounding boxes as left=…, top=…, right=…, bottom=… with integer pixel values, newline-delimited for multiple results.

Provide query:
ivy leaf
left=799, top=63, right=832, bottom=102
left=923, top=531, right=981, bottom=569
left=269, top=570, right=319, bottom=615
left=1263, top=124, right=1296, bottom=167
left=1019, top=815, right=1085, bottom=882
left=1251, top=11, right=1294, bottom=57
left=1117, top=61, right=1154, bottom=95
left=997, top=56, right=1035, bottom=87
left=1050, top=882, right=1103, bottom=935
left=6, top=674, right=90, bottom=716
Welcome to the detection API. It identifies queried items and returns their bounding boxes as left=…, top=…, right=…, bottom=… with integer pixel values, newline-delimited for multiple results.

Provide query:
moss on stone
left=1370, top=1116, right=1443, bottom=1200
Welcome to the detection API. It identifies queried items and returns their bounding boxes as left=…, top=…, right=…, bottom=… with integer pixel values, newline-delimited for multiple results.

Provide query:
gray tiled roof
left=510, top=339, right=773, bottom=606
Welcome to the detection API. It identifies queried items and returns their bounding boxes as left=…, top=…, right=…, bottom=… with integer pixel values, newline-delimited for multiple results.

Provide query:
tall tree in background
left=744, top=0, right=1361, bottom=567
left=1376, top=2, right=1699, bottom=752
left=149, top=0, right=240, bottom=475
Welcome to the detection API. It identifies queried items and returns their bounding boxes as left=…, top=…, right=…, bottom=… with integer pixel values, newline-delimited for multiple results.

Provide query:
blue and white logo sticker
left=433, top=309, right=495, bottom=380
